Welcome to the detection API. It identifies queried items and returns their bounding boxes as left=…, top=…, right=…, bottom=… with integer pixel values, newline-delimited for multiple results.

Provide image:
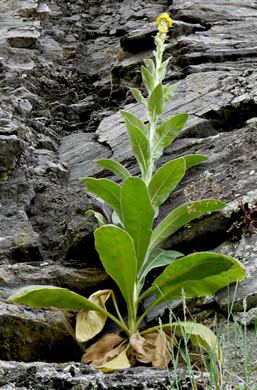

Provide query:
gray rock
left=0, top=361, right=207, bottom=389
left=0, top=135, right=26, bottom=171
left=0, top=0, right=257, bottom=385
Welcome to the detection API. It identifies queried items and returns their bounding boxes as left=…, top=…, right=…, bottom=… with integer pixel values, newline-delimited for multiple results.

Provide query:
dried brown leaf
left=82, top=333, right=124, bottom=364
left=94, top=350, right=131, bottom=372
left=75, top=289, right=112, bottom=342
left=152, top=331, right=171, bottom=368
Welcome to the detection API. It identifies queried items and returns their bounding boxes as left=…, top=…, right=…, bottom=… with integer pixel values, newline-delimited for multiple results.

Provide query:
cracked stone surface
left=0, top=0, right=257, bottom=386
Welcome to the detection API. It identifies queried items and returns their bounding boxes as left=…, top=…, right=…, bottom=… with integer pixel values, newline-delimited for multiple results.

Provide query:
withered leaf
left=82, top=333, right=124, bottom=364
left=76, top=289, right=112, bottom=342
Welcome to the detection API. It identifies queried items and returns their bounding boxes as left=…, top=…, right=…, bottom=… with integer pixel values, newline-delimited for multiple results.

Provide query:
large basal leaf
left=183, top=154, right=208, bottom=169
left=76, top=289, right=112, bottom=342
left=141, top=65, right=154, bottom=92
left=170, top=321, right=223, bottom=361
left=149, top=199, right=225, bottom=251
left=96, top=159, right=131, bottom=181
left=148, top=158, right=186, bottom=209
left=152, top=113, right=188, bottom=162
left=122, top=177, right=154, bottom=272
left=142, top=252, right=245, bottom=304
left=120, top=110, right=148, bottom=137
left=94, top=225, right=137, bottom=314
left=130, top=88, right=146, bottom=105
left=147, top=83, right=163, bottom=123
left=122, top=116, right=150, bottom=178
left=8, top=285, right=109, bottom=313
left=138, top=248, right=183, bottom=286
left=82, top=178, right=122, bottom=221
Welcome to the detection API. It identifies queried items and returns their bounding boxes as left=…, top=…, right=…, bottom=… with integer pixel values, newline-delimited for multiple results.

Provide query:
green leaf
left=96, top=159, right=131, bottom=181
left=142, top=252, right=245, bottom=303
left=152, top=113, right=188, bottom=162
left=147, top=83, right=163, bottom=123
left=163, top=83, right=179, bottom=104
left=86, top=210, right=106, bottom=227
left=122, top=177, right=154, bottom=271
left=149, top=199, right=225, bottom=251
left=139, top=248, right=183, bottom=287
left=157, top=64, right=166, bottom=84
left=144, top=59, right=155, bottom=74
left=8, top=285, right=108, bottom=312
left=130, top=88, right=146, bottom=105
left=82, top=178, right=122, bottom=221
left=122, top=117, right=150, bottom=178
left=148, top=158, right=186, bottom=209
left=169, top=321, right=223, bottom=361
left=141, top=65, right=154, bottom=93
left=94, top=225, right=137, bottom=314
left=120, top=110, right=148, bottom=137
left=183, top=154, right=208, bottom=169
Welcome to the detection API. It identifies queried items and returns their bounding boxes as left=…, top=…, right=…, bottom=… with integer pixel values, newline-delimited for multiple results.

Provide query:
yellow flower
left=158, top=26, right=166, bottom=33
left=156, top=13, right=172, bottom=28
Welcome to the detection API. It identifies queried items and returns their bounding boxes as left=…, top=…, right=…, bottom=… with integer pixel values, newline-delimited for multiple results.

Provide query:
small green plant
left=8, top=13, right=245, bottom=372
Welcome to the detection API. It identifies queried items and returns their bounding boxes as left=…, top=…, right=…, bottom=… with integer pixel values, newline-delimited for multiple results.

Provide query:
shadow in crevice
left=202, top=100, right=257, bottom=132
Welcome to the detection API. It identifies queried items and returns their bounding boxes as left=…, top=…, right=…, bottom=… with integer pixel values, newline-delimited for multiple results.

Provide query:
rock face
left=0, top=0, right=257, bottom=386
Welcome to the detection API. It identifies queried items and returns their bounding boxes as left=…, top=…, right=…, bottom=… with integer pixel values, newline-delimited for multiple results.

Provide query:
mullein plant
left=8, top=13, right=245, bottom=371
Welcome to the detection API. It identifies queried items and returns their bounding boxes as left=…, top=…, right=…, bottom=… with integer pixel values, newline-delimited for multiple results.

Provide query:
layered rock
left=0, top=0, right=256, bottom=387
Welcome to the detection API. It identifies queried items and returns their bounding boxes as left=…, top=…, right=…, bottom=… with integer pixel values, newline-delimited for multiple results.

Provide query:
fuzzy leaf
left=75, top=289, right=112, bottom=342
left=120, top=110, right=148, bottom=137
left=141, top=65, right=154, bottom=92
left=149, top=199, right=225, bottom=251
left=122, top=177, right=154, bottom=271
left=142, top=252, right=246, bottom=303
left=122, top=116, right=150, bottom=178
left=130, top=88, right=146, bottom=105
left=96, top=159, right=131, bottom=181
left=183, top=154, right=208, bottom=169
left=144, top=59, right=155, bottom=74
left=82, top=178, right=122, bottom=221
left=148, top=83, right=163, bottom=123
left=139, top=248, right=183, bottom=286
left=8, top=285, right=108, bottom=313
left=170, top=321, right=223, bottom=361
left=152, top=113, right=188, bottom=162
left=163, top=83, right=179, bottom=104
left=94, top=225, right=137, bottom=314
left=148, top=158, right=186, bottom=209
